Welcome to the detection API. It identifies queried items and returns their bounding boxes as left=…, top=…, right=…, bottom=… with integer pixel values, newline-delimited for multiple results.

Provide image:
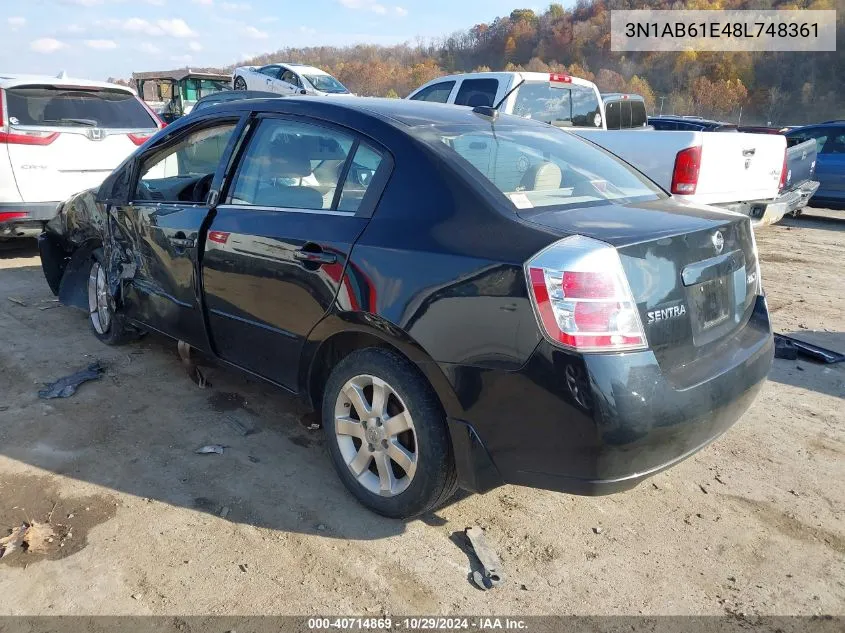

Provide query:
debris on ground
left=223, top=410, right=259, bottom=436
left=37, top=362, right=105, bottom=399
left=465, top=526, right=503, bottom=590
left=0, top=522, right=56, bottom=559
left=178, top=340, right=211, bottom=388
left=7, top=296, right=27, bottom=307
left=774, top=333, right=845, bottom=363
left=593, top=526, right=603, bottom=534
left=219, top=506, right=231, bottom=518
left=195, top=444, right=225, bottom=455
left=299, top=411, right=322, bottom=431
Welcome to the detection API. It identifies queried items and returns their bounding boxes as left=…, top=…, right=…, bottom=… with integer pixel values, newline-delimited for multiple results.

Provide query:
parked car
left=189, top=90, right=282, bottom=115
left=650, top=115, right=738, bottom=132
left=133, top=69, right=232, bottom=123
left=39, top=97, right=773, bottom=518
left=232, top=63, right=351, bottom=97
left=786, top=122, right=845, bottom=209
left=408, top=71, right=803, bottom=226
left=0, top=72, right=164, bottom=239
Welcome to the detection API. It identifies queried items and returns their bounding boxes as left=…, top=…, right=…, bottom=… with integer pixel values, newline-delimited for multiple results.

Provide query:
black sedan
left=39, top=97, right=773, bottom=518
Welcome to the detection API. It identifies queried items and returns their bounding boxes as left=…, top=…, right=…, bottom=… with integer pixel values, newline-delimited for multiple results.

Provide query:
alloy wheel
left=87, top=261, right=111, bottom=335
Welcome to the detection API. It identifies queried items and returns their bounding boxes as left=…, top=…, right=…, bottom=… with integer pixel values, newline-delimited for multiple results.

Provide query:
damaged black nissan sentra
left=39, top=97, right=773, bottom=518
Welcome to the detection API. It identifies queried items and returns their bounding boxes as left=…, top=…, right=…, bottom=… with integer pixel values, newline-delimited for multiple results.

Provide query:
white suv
left=0, top=73, right=163, bottom=239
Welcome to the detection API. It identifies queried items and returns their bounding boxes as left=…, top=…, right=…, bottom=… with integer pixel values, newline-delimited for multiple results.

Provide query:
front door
left=201, top=115, right=390, bottom=389
left=816, top=129, right=845, bottom=201
left=117, top=117, right=242, bottom=349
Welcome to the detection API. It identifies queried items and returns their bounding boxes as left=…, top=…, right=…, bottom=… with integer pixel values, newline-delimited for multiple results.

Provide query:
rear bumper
left=445, top=295, right=773, bottom=496
left=720, top=182, right=820, bottom=226
left=0, top=201, right=60, bottom=238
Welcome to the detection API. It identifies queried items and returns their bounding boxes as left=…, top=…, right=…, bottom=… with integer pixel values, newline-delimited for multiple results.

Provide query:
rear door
left=814, top=128, right=845, bottom=200
left=201, top=114, right=391, bottom=389
left=116, top=115, right=243, bottom=349
left=3, top=84, right=159, bottom=202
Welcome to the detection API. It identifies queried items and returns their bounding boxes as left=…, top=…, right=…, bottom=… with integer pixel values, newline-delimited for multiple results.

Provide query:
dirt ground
left=0, top=209, right=843, bottom=617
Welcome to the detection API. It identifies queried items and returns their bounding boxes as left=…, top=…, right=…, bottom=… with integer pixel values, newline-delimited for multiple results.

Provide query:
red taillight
left=778, top=149, right=788, bottom=191
left=0, top=130, right=59, bottom=145
left=549, top=73, right=572, bottom=84
left=0, top=211, right=29, bottom=222
left=128, top=132, right=155, bottom=146
left=208, top=230, right=230, bottom=244
left=671, top=145, right=702, bottom=195
left=526, top=235, right=647, bottom=352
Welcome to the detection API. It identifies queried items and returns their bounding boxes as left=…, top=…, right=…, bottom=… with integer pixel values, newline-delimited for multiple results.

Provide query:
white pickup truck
left=408, top=72, right=801, bottom=224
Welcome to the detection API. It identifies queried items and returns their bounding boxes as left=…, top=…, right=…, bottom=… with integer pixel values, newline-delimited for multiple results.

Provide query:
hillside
left=235, top=0, right=843, bottom=125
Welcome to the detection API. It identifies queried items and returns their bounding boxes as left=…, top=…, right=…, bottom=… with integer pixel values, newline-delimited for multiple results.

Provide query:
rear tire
left=322, top=348, right=458, bottom=519
left=234, top=76, right=247, bottom=91
left=87, top=250, right=133, bottom=346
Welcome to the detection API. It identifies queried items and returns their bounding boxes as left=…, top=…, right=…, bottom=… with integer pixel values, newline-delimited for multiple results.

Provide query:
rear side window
left=819, top=130, right=845, bottom=154
left=454, top=79, right=499, bottom=108
left=227, top=118, right=382, bottom=213
left=410, top=81, right=455, bottom=103
left=604, top=101, right=621, bottom=129
left=5, top=86, right=156, bottom=129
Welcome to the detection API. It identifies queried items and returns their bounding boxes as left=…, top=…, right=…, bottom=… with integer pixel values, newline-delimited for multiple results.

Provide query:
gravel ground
left=0, top=209, right=843, bottom=616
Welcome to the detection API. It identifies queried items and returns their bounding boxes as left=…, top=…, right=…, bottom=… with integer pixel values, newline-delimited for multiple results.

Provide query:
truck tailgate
left=784, top=138, right=817, bottom=191
left=573, top=129, right=785, bottom=206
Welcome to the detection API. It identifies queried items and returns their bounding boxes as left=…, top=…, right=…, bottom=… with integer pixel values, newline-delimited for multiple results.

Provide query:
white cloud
left=145, top=0, right=166, bottom=5
left=66, top=24, right=86, bottom=34
left=85, top=39, right=118, bottom=50
left=60, top=0, right=103, bottom=6
left=30, top=38, right=66, bottom=54
left=188, top=41, right=203, bottom=51
left=299, top=26, right=316, bottom=35
left=191, top=0, right=213, bottom=4
left=156, top=18, right=198, bottom=38
left=7, top=17, right=26, bottom=30
left=338, top=0, right=406, bottom=16
left=241, top=26, right=268, bottom=39
left=139, top=42, right=161, bottom=54
left=221, top=1, right=251, bottom=9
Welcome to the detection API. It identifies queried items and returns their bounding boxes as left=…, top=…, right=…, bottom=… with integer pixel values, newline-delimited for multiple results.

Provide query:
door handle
left=742, top=148, right=756, bottom=157
left=293, top=249, right=336, bottom=265
left=170, top=232, right=195, bottom=249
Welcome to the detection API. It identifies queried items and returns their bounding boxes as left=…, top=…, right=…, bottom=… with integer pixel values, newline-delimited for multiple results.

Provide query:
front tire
left=234, top=76, right=247, bottom=90
left=87, top=250, right=133, bottom=345
left=322, top=348, right=458, bottom=518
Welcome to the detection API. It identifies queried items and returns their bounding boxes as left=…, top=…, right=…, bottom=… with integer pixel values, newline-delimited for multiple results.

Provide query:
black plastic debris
left=38, top=362, right=105, bottom=399
left=774, top=333, right=845, bottom=364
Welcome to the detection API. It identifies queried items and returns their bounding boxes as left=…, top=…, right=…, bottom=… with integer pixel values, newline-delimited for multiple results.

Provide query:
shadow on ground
left=767, top=330, right=845, bottom=400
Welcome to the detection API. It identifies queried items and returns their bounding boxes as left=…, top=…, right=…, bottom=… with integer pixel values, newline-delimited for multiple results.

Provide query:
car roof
left=260, top=63, right=327, bottom=75
left=0, top=72, right=137, bottom=93
left=415, top=71, right=599, bottom=91
left=196, top=95, right=544, bottom=130
left=602, top=93, right=645, bottom=103
left=195, top=90, right=279, bottom=103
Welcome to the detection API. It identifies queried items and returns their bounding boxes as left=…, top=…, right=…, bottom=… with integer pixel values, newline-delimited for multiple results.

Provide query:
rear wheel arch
left=301, top=313, right=463, bottom=421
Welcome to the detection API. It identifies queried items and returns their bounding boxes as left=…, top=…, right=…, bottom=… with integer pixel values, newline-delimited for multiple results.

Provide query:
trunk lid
left=2, top=84, right=157, bottom=202
left=518, top=200, right=759, bottom=371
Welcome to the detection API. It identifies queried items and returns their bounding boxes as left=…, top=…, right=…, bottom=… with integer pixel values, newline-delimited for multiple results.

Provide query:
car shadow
left=782, top=210, right=845, bottom=232
left=767, top=330, right=845, bottom=400
left=0, top=237, right=39, bottom=259
left=0, top=262, right=467, bottom=542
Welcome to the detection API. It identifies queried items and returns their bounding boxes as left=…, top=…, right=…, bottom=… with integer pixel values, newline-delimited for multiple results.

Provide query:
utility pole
left=659, top=96, right=666, bottom=116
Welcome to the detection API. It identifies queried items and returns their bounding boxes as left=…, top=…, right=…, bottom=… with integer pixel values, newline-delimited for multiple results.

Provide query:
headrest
left=526, top=162, right=562, bottom=190
left=266, top=137, right=312, bottom=177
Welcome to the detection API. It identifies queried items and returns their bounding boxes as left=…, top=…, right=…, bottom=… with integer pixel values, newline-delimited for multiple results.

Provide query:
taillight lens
left=128, top=132, right=155, bottom=146
left=0, top=211, right=29, bottom=222
left=525, top=235, right=647, bottom=352
left=778, top=149, right=788, bottom=191
left=671, top=145, right=702, bottom=195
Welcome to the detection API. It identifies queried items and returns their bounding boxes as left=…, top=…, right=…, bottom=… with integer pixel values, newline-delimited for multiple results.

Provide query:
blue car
left=786, top=121, right=845, bottom=208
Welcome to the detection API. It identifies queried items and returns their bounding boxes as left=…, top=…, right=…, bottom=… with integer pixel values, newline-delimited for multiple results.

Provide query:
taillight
left=0, top=89, right=60, bottom=145
left=128, top=132, right=155, bottom=146
left=525, top=235, right=647, bottom=352
left=778, top=149, right=788, bottom=191
left=671, top=145, right=702, bottom=195
left=0, top=211, right=29, bottom=222
left=549, top=73, right=572, bottom=84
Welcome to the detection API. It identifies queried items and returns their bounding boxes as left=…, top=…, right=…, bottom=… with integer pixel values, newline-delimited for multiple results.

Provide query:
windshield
left=512, top=82, right=602, bottom=128
left=304, top=74, right=348, bottom=94
left=415, top=121, right=665, bottom=210
left=5, top=86, right=156, bottom=129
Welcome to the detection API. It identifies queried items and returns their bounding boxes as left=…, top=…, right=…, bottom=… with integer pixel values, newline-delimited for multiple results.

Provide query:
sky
left=1, top=0, right=532, bottom=80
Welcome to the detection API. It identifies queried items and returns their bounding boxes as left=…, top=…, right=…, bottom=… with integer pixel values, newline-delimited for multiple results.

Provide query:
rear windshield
left=415, top=121, right=665, bottom=210
left=605, top=100, right=648, bottom=130
left=5, top=85, right=156, bottom=129
left=512, top=82, right=602, bottom=128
